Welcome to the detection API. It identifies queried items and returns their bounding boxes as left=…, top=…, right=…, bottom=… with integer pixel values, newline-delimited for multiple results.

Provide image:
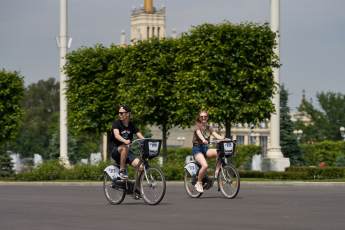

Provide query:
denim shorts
left=111, top=145, right=136, bottom=165
left=192, top=144, right=208, bottom=157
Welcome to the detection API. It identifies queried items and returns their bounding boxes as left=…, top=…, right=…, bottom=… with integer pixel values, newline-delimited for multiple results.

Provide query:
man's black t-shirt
left=110, top=120, right=139, bottom=146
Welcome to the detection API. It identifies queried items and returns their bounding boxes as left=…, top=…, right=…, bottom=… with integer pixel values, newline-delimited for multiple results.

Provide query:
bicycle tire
left=184, top=169, right=202, bottom=198
left=218, top=164, right=240, bottom=199
left=139, top=166, right=166, bottom=205
left=103, top=172, right=126, bottom=205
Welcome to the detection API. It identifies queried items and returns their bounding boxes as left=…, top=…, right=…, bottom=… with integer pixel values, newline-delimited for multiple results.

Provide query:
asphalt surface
left=0, top=182, right=345, bottom=230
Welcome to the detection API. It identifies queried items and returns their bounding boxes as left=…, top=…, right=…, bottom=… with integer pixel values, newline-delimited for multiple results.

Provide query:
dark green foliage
left=0, top=153, right=14, bottom=177
left=280, top=85, right=303, bottom=165
left=296, top=92, right=345, bottom=142
left=15, top=160, right=108, bottom=181
left=0, top=69, right=24, bottom=145
left=300, top=140, right=345, bottom=166
left=8, top=78, right=59, bottom=158
left=232, top=145, right=261, bottom=169
left=335, top=155, right=345, bottom=167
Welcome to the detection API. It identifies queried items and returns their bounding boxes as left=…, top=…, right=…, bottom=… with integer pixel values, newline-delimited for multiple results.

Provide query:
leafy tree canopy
left=65, top=44, right=126, bottom=134
left=296, top=92, right=345, bottom=142
left=0, top=69, right=24, bottom=146
left=175, top=22, right=278, bottom=134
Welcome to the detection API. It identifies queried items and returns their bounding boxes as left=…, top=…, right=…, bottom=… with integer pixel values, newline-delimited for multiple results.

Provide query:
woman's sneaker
left=195, top=182, right=204, bottom=193
left=119, top=169, right=128, bottom=180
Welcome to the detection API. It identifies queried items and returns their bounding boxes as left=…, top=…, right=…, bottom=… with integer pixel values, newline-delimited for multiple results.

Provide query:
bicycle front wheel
left=140, top=167, right=166, bottom=205
left=103, top=172, right=126, bottom=205
left=184, top=169, right=202, bottom=198
left=218, top=164, right=240, bottom=199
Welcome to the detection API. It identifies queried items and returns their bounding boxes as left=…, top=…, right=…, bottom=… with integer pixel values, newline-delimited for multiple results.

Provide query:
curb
left=1, top=181, right=345, bottom=186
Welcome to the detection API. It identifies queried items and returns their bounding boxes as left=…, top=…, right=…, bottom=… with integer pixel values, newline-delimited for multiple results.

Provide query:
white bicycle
left=184, top=139, right=240, bottom=199
left=103, top=138, right=166, bottom=205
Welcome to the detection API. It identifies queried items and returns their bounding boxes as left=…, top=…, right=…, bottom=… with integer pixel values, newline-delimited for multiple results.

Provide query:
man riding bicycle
left=109, top=104, right=144, bottom=180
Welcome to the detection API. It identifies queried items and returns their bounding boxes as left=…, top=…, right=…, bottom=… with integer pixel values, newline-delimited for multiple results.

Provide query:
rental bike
left=184, top=139, right=240, bottom=199
left=103, top=138, right=166, bottom=205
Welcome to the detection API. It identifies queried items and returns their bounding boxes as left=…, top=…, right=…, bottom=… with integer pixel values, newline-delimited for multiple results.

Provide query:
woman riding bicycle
left=192, top=110, right=224, bottom=193
left=110, top=104, right=145, bottom=180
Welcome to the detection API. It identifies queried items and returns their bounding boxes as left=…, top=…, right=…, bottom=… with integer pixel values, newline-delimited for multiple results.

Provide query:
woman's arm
left=196, top=129, right=208, bottom=144
left=212, top=131, right=224, bottom=140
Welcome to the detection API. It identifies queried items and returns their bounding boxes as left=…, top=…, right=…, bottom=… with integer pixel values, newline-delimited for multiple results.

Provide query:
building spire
left=144, top=0, right=153, bottom=13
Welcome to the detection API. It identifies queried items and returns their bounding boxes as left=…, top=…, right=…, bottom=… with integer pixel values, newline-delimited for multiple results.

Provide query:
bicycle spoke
left=140, top=167, right=166, bottom=205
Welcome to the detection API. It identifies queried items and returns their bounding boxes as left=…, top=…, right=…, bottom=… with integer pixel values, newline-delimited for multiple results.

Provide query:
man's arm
left=114, top=129, right=130, bottom=145
left=136, top=131, right=145, bottom=139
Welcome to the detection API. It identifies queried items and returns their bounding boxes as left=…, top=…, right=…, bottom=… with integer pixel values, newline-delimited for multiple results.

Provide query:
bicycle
left=184, top=139, right=240, bottom=199
left=103, top=138, right=166, bottom=205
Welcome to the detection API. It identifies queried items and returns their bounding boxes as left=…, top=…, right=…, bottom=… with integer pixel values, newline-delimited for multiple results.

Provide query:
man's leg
left=118, top=146, right=129, bottom=179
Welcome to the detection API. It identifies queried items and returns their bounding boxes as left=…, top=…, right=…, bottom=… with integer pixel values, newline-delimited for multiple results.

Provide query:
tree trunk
left=162, top=124, right=168, bottom=164
left=225, top=120, right=232, bottom=138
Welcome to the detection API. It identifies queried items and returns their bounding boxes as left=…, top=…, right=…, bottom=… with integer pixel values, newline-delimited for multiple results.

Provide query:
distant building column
left=262, top=0, right=290, bottom=171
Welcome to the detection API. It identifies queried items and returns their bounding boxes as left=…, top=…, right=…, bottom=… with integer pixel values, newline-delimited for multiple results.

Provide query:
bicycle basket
left=142, top=139, right=162, bottom=159
left=217, top=140, right=235, bottom=157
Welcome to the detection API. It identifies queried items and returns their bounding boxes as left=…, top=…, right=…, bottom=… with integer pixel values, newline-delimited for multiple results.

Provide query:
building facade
left=130, top=0, right=166, bottom=42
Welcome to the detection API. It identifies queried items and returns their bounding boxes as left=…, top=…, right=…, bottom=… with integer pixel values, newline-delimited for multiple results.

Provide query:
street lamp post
left=340, top=127, right=345, bottom=141
left=58, top=0, right=71, bottom=167
left=293, top=129, right=303, bottom=142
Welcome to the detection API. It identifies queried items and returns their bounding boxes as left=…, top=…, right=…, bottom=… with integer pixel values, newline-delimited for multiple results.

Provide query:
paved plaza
left=0, top=182, right=345, bottom=230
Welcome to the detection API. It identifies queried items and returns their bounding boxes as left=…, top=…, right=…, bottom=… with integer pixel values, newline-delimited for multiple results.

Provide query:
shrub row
left=300, top=141, right=345, bottom=167
left=14, top=160, right=108, bottom=181
left=11, top=162, right=345, bottom=182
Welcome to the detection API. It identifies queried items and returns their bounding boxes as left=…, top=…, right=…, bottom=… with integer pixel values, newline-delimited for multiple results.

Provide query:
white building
left=130, top=0, right=166, bottom=42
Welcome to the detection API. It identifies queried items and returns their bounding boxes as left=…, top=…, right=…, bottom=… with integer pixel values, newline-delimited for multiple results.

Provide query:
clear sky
left=1, top=0, right=344, bottom=111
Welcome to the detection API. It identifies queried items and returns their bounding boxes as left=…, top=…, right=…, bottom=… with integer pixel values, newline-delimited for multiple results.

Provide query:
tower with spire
left=130, top=0, right=166, bottom=42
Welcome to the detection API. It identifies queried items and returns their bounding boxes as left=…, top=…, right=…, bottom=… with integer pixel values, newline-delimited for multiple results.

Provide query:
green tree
left=65, top=44, right=126, bottom=134
left=119, top=38, right=183, bottom=161
left=280, top=85, right=303, bottom=165
left=8, top=78, right=59, bottom=159
left=0, top=153, right=13, bottom=177
left=0, top=69, right=24, bottom=146
left=296, top=92, right=345, bottom=142
left=175, top=22, right=278, bottom=136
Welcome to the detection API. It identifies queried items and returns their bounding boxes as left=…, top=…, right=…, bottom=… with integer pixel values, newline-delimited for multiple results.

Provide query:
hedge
left=300, top=141, right=345, bottom=166
left=6, top=143, right=345, bottom=181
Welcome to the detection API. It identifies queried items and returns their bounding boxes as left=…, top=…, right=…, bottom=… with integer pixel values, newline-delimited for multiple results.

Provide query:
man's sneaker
left=195, top=182, right=204, bottom=193
left=119, top=169, right=128, bottom=180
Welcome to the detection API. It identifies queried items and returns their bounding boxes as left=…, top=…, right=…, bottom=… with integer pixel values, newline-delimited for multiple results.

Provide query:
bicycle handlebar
left=208, top=138, right=233, bottom=145
left=127, top=138, right=162, bottom=147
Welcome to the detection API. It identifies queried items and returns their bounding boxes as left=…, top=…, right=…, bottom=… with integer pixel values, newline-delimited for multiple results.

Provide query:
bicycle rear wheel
left=184, top=169, right=202, bottom=198
left=218, top=164, right=240, bottom=199
left=140, top=167, right=166, bottom=205
left=103, top=172, right=126, bottom=204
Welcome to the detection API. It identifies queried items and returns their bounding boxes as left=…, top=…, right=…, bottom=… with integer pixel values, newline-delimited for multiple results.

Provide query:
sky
left=1, top=0, right=345, bottom=111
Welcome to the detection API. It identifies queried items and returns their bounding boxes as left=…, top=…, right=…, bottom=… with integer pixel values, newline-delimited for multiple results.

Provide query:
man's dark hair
left=119, top=104, right=131, bottom=113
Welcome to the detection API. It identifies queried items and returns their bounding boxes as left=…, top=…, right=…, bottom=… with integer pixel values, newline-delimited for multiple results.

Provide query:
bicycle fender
left=104, top=165, right=120, bottom=180
left=184, top=162, right=199, bottom=176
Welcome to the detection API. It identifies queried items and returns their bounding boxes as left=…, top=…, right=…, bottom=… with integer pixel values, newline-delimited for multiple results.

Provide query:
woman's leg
left=194, top=153, right=208, bottom=183
left=206, top=149, right=221, bottom=176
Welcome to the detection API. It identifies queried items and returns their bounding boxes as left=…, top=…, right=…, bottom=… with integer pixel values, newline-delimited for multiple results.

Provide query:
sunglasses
left=118, top=112, right=128, bottom=115
left=200, top=115, right=208, bottom=119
